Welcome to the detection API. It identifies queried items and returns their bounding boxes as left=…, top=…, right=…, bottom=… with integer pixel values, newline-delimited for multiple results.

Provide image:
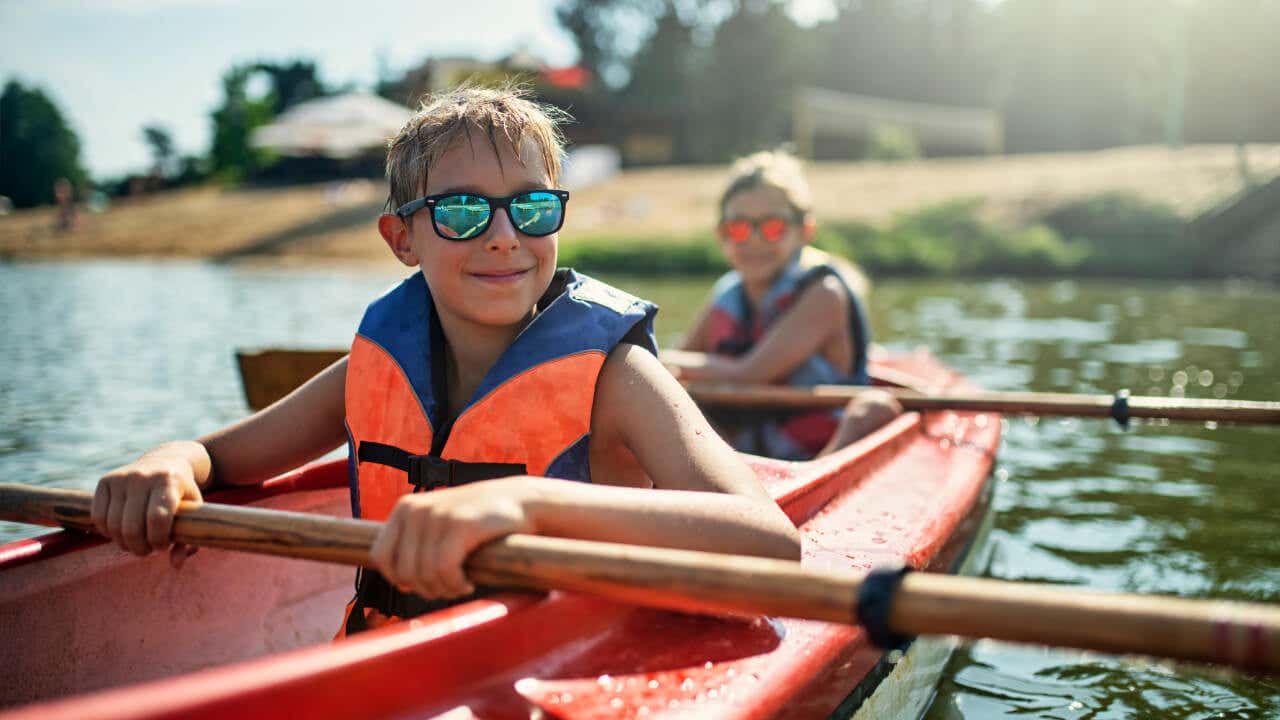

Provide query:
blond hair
left=384, top=82, right=570, bottom=214
left=719, top=149, right=813, bottom=218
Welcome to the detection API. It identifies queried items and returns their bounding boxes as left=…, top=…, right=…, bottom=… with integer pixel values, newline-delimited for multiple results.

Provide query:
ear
left=801, top=214, right=817, bottom=242
left=378, top=214, right=420, bottom=267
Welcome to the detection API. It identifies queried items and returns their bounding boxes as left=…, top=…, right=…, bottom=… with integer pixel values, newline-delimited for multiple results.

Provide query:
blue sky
left=2, top=0, right=837, bottom=179
left=2, top=0, right=839, bottom=179
left=1, top=0, right=584, bottom=178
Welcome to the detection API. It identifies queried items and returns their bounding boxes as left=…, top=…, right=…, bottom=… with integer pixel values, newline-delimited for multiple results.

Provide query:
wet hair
left=384, top=82, right=570, bottom=215
left=719, top=149, right=813, bottom=219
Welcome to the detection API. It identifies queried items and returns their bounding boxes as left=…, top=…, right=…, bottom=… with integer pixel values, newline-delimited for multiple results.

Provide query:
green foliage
left=253, top=60, right=327, bottom=115
left=208, top=65, right=277, bottom=183
left=1037, top=192, right=1193, bottom=277
left=859, top=199, right=1087, bottom=276
left=560, top=200, right=1095, bottom=278
left=0, top=80, right=88, bottom=208
left=559, top=232, right=727, bottom=275
left=864, top=125, right=921, bottom=162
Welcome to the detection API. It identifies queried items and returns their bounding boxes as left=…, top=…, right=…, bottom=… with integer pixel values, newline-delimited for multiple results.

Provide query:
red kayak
left=0, top=351, right=999, bottom=719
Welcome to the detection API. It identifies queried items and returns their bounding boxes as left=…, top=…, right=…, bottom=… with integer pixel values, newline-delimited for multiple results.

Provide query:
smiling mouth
left=470, top=268, right=532, bottom=282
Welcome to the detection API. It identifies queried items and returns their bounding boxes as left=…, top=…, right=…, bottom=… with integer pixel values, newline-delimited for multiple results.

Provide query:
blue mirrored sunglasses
left=394, top=190, right=570, bottom=241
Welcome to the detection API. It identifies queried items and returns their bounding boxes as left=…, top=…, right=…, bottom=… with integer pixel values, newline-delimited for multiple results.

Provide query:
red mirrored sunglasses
left=718, top=217, right=792, bottom=243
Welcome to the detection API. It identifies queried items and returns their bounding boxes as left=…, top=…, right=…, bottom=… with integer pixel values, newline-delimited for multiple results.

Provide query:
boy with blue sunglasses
left=91, top=85, right=799, bottom=634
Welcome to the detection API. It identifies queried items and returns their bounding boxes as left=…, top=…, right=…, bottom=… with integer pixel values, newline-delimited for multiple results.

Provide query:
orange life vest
left=339, top=269, right=656, bottom=634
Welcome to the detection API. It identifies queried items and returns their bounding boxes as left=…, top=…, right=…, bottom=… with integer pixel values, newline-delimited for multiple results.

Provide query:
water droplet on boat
left=1229, top=371, right=1244, bottom=388
left=725, top=668, right=737, bottom=678
left=610, top=697, right=624, bottom=709
left=648, top=679, right=660, bottom=690
left=1170, top=386, right=1185, bottom=399
left=1204, top=421, right=1218, bottom=430
left=1198, top=370, right=1214, bottom=387
left=1149, top=366, right=1165, bottom=382
left=708, top=688, right=719, bottom=699
left=1068, top=700, right=1084, bottom=710
left=940, top=438, right=951, bottom=449
left=681, top=678, right=695, bottom=692
left=703, top=660, right=713, bottom=670
left=1172, top=370, right=1188, bottom=388
left=995, top=468, right=1009, bottom=482
left=974, top=414, right=988, bottom=428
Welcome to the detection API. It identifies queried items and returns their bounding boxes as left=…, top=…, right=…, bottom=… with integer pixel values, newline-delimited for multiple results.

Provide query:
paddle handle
left=2, top=483, right=1278, bottom=673
left=685, top=383, right=1280, bottom=424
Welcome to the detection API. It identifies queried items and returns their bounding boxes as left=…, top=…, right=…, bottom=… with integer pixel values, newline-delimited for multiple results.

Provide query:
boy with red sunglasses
left=663, top=150, right=901, bottom=460
left=90, top=85, right=800, bottom=635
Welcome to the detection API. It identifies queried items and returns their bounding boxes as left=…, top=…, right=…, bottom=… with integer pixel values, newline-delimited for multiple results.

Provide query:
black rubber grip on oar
left=1111, top=389, right=1131, bottom=430
left=857, top=565, right=914, bottom=649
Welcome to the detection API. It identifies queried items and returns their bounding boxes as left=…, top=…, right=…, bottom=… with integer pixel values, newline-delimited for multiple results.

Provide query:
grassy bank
left=563, top=193, right=1216, bottom=279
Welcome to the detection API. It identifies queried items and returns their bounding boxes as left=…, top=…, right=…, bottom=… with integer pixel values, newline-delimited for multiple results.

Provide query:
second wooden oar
left=2, top=482, right=1277, bottom=674
left=684, top=382, right=1280, bottom=425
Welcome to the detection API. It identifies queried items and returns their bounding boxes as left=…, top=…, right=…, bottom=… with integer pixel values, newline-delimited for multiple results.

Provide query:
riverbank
left=3, top=145, right=1277, bottom=277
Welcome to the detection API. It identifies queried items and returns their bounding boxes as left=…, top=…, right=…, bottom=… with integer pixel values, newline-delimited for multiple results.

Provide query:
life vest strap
left=350, top=568, right=494, bottom=629
left=357, top=441, right=527, bottom=491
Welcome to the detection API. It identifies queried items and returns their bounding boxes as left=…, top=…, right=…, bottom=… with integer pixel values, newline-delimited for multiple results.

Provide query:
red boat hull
left=0, top=352, right=999, bottom=719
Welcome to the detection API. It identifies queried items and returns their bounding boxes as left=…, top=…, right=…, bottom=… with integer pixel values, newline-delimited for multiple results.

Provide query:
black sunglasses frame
left=394, top=190, right=570, bottom=241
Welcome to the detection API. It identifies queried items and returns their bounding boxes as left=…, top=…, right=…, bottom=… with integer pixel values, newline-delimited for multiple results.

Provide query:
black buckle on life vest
left=407, top=454, right=460, bottom=490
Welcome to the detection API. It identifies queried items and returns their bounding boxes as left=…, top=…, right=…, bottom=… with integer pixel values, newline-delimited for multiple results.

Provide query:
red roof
left=541, top=65, right=592, bottom=90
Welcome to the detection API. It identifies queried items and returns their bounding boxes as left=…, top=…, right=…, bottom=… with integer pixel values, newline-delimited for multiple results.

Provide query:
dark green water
left=1, top=261, right=1277, bottom=717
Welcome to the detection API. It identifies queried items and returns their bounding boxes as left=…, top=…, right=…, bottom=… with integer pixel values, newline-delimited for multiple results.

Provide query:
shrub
left=1038, top=193, right=1193, bottom=277
left=864, top=125, right=922, bottom=162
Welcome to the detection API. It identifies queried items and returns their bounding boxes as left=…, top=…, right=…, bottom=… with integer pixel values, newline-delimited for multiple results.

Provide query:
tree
left=0, top=80, right=88, bottom=208
left=621, top=2, right=699, bottom=160
left=557, top=0, right=660, bottom=88
left=208, top=64, right=276, bottom=182
left=254, top=60, right=328, bottom=115
left=689, top=1, right=809, bottom=162
left=141, top=124, right=175, bottom=178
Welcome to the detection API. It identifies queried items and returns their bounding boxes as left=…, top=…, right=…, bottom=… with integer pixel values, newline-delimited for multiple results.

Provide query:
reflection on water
left=1, top=262, right=1278, bottom=717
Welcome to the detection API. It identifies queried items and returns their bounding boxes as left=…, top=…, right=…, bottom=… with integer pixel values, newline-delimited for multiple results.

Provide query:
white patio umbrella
left=250, top=92, right=412, bottom=159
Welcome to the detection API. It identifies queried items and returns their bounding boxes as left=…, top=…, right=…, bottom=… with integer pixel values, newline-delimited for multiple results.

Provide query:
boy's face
left=719, top=185, right=809, bottom=288
left=382, top=136, right=558, bottom=331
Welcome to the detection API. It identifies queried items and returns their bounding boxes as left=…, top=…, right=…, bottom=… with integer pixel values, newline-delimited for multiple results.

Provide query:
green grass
left=562, top=194, right=1201, bottom=279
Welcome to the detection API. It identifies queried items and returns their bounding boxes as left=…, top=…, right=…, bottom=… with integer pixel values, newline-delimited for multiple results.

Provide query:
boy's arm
left=551, top=343, right=800, bottom=558
left=93, top=357, right=348, bottom=559
left=200, top=356, right=349, bottom=488
left=663, top=277, right=847, bottom=383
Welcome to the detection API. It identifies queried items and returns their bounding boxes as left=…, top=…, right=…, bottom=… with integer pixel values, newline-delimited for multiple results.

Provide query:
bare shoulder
left=805, top=273, right=851, bottom=308
left=595, top=342, right=684, bottom=413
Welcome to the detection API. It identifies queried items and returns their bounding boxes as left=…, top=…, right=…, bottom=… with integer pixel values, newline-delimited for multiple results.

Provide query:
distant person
left=90, top=85, right=799, bottom=637
left=53, top=177, right=76, bottom=232
left=662, top=149, right=901, bottom=460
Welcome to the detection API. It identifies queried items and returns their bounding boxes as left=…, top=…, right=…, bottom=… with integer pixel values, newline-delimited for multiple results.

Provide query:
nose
left=483, top=208, right=520, bottom=253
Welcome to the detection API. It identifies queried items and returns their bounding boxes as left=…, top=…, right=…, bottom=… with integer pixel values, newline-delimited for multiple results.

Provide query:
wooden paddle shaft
left=685, top=382, right=1280, bottom=424
left=2, top=483, right=1277, bottom=673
